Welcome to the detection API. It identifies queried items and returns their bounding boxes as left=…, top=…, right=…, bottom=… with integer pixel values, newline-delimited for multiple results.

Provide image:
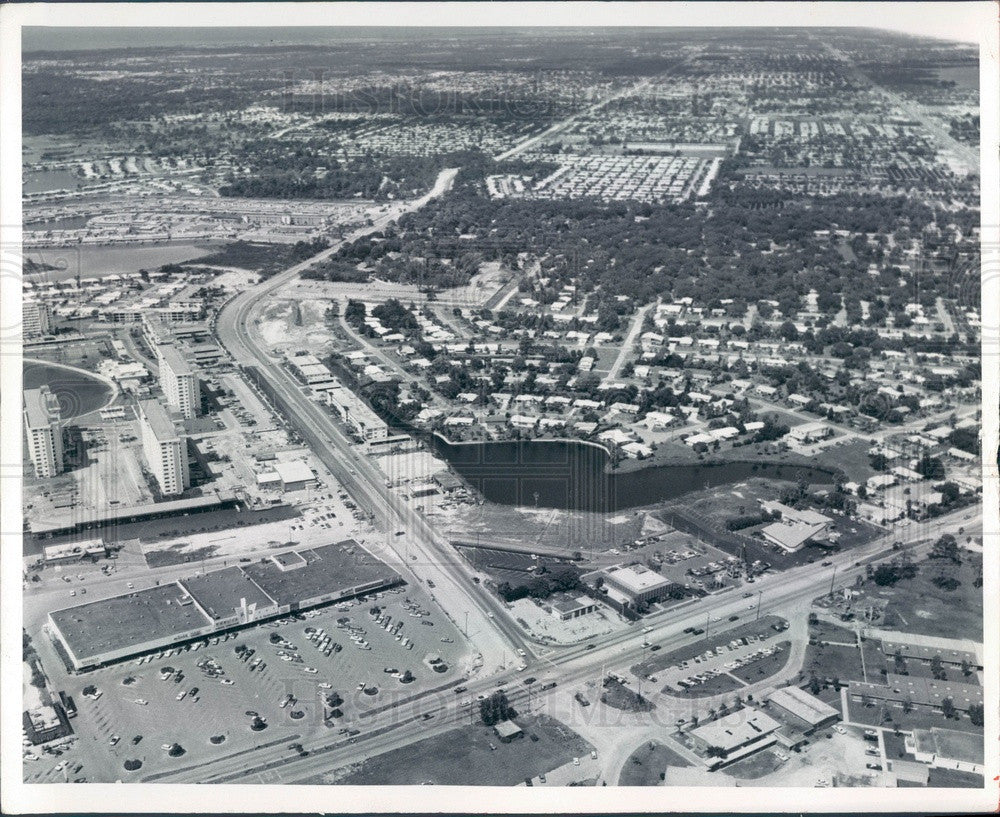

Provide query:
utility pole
left=464, top=611, right=468, bottom=638
left=829, top=565, right=837, bottom=598
left=755, top=589, right=763, bottom=622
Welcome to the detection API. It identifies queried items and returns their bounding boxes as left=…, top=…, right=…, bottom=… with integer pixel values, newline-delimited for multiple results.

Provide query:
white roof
left=273, top=460, right=314, bottom=484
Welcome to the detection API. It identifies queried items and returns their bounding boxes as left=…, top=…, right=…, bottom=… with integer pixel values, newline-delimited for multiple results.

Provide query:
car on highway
left=176, top=691, right=187, bottom=701
left=523, top=677, right=536, bottom=685
left=109, top=735, right=120, bottom=746
left=729, top=615, right=739, bottom=622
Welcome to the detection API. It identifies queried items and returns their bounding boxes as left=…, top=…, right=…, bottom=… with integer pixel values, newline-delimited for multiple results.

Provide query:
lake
left=431, top=437, right=835, bottom=512
left=24, top=242, right=218, bottom=282
left=23, top=169, right=97, bottom=194
left=23, top=361, right=113, bottom=419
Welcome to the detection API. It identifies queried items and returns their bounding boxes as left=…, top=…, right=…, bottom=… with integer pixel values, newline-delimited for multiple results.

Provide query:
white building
left=138, top=399, right=189, bottom=496
left=156, top=344, right=199, bottom=419
left=326, top=381, right=388, bottom=442
left=23, top=300, right=51, bottom=338
left=23, top=386, right=63, bottom=478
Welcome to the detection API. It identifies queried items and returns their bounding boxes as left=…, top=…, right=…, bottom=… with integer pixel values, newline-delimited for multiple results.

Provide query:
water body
left=23, top=361, right=113, bottom=420
left=431, top=437, right=835, bottom=513
left=23, top=242, right=217, bottom=282
left=22, top=169, right=95, bottom=194
left=25, top=215, right=93, bottom=231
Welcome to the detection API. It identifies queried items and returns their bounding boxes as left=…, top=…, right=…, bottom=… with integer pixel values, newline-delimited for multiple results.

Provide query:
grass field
left=875, top=555, right=983, bottom=641
left=819, top=438, right=879, bottom=482
left=617, top=740, right=692, bottom=785
left=601, top=678, right=655, bottom=712
left=334, top=715, right=592, bottom=785
left=724, top=748, right=785, bottom=780
left=927, top=767, right=984, bottom=788
left=801, top=641, right=864, bottom=686
left=730, top=640, right=792, bottom=685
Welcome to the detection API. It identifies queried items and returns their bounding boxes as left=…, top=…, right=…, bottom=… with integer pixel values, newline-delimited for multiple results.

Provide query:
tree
left=344, top=299, right=366, bottom=326
left=960, top=658, right=971, bottom=677
left=930, top=534, right=960, bottom=564
left=969, top=702, right=984, bottom=726
left=941, top=697, right=955, bottom=719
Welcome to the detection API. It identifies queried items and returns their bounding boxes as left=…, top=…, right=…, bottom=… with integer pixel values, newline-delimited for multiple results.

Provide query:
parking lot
left=38, top=586, right=469, bottom=782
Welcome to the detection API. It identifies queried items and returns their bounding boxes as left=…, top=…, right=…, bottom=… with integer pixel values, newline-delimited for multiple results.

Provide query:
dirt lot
left=326, top=714, right=592, bottom=785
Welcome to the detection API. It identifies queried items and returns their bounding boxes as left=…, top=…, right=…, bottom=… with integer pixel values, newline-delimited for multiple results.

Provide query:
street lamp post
left=755, top=590, right=763, bottom=622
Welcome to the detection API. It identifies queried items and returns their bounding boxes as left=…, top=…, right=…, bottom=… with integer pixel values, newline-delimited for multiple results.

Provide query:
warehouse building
left=767, top=685, right=840, bottom=732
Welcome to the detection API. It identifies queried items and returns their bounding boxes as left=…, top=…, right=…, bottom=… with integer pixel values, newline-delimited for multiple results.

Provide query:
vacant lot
left=820, top=438, right=878, bottom=483
left=601, top=678, right=655, bottom=712
left=875, top=555, right=983, bottom=641
left=617, top=740, right=692, bottom=786
left=802, top=640, right=865, bottom=687
left=333, top=714, right=592, bottom=785
left=730, top=641, right=792, bottom=685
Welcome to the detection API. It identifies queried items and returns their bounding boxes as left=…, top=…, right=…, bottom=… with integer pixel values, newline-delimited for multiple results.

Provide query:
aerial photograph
left=14, top=17, right=987, bottom=796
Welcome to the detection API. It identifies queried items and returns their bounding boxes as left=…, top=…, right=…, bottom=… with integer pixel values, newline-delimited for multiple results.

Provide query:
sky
left=17, top=3, right=991, bottom=52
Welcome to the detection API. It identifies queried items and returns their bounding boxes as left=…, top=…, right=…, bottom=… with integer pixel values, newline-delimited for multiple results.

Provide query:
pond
left=430, top=437, right=835, bottom=513
left=22, top=360, right=113, bottom=420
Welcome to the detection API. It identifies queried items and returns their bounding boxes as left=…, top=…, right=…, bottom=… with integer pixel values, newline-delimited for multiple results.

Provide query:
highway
left=214, top=168, right=530, bottom=677
left=204, top=155, right=981, bottom=785
left=149, top=503, right=978, bottom=784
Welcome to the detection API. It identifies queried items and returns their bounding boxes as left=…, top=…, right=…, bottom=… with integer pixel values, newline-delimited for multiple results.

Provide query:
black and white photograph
left=1, top=2, right=997, bottom=813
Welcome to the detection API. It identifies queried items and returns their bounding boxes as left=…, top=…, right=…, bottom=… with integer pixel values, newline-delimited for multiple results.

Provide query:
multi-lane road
left=150, top=503, right=977, bottom=784
left=214, top=168, right=530, bottom=676
left=203, top=161, right=981, bottom=785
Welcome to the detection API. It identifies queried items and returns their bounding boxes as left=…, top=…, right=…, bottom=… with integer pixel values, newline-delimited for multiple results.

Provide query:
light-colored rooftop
left=139, top=399, right=180, bottom=442
left=273, top=460, right=315, bottom=485
left=156, top=343, right=194, bottom=376
left=690, top=708, right=781, bottom=752
left=768, top=685, right=840, bottom=726
left=23, top=387, right=58, bottom=429
left=605, top=563, right=671, bottom=593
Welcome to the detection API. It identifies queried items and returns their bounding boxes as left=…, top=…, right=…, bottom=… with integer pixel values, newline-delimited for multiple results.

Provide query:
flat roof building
left=138, top=399, right=190, bottom=496
left=326, top=381, right=388, bottom=443
left=759, top=521, right=826, bottom=552
left=272, top=460, right=316, bottom=492
left=689, top=708, right=781, bottom=766
left=23, top=386, right=63, bottom=479
left=48, top=539, right=402, bottom=671
left=603, top=563, right=673, bottom=605
left=767, top=686, right=840, bottom=731
left=156, top=343, right=200, bottom=419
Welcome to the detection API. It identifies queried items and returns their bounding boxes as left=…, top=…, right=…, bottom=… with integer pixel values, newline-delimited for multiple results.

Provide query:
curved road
left=214, top=169, right=529, bottom=675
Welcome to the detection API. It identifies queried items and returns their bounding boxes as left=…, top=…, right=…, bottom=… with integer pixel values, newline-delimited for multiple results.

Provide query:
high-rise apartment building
left=23, top=386, right=63, bottom=478
left=156, top=344, right=199, bottom=419
left=138, top=399, right=189, bottom=496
